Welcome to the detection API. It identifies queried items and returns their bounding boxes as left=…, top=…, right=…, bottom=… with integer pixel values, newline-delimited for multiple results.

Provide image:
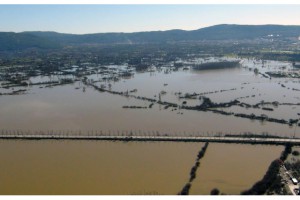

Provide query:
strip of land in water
left=0, top=133, right=300, bottom=145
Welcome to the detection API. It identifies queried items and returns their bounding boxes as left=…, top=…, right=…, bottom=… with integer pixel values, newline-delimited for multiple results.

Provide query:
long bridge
left=0, top=131, right=300, bottom=145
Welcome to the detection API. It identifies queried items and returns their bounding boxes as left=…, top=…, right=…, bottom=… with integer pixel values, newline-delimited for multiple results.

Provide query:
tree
left=210, top=188, right=220, bottom=195
left=179, top=183, right=191, bottom=195
left=292, top=150, right=299, bottom=156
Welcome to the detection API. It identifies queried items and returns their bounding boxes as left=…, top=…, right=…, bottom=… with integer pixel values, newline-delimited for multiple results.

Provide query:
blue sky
left=0, top=5, right=300, bottom=34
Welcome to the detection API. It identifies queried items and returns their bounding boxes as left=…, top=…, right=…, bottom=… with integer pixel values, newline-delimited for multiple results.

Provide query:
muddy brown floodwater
left=0, top=140, right=200, bottom=195
left=0, top=140, right=282, bottom=195
left=190, top=143, right=283, bottom=195
left=0, top=83, right=296, bottom=136
left=0, top=57, right=297, bottom=194
left=1, top=58, right=299, bottom=136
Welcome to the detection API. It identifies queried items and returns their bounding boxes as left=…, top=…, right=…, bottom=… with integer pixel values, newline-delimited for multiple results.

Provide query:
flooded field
left=0, top=58, right=299, bottom=136
left=0, top=140, right=282, bottom=195
left=0, top=56, right=298, bottom=194
left=0, top=82, right=296, bottom=135
left=190, top=143, right=283, bottom=195
left=0, top=140, right=200, bottom=195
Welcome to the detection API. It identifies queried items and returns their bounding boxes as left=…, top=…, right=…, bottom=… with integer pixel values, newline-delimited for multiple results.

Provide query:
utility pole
left=293, top=123, right=297, bottom=139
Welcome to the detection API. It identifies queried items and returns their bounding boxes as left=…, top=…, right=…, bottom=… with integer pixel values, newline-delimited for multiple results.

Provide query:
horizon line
left=1, top=23, right=300, bottom=35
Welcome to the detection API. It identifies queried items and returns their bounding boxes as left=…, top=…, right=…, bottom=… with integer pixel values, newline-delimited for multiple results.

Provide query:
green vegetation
left=179, top=183, right=191, bottom=195
left=210, top=188, right=220, bottom=195
left=193, top=61, right=240, bottom=70
left=285, top=161, right=300, bottom=179
left=241, top=160, right=282, bottom=195
left=26, top=24, right=300, bottom=44
left=285, top=147, right=300, bottom=180
left=292, top=150, right=299, bottom=156
left=179, top=142, right=209, bottom=195
left=0, top=32, right=60, bottom=51
left=1, top=24, right=300, bottom=53
left=239, top=52, right=300, bottom=62
left=280, top=143, right=292, bottom=161
left=241, top=143, right=293, bottom=195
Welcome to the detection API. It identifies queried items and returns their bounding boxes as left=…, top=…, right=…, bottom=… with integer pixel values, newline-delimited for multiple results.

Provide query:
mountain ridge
left=1, top=24, right=300, bottom=51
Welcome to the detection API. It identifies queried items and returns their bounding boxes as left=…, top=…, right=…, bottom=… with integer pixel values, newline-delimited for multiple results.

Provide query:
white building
left=292, top=177, right=298, bottom=185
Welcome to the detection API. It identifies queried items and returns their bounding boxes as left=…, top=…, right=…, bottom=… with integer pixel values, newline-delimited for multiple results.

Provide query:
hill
left=189, top=24, right=300, bottom=40
left=26, top=24, right=300, bottom=44
left=1, top=24, right=300, bottom=51
left=0, top=32, right=61, bottom=51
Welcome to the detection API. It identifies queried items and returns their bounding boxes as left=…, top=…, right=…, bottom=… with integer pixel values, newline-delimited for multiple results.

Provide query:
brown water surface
left=190, top=143, right=283, bottom=195
left=0, top=140, right=282, bottom=194
left=0, top=140, right=201, bottom=194
left=0, top=58, right=295, bottom=194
